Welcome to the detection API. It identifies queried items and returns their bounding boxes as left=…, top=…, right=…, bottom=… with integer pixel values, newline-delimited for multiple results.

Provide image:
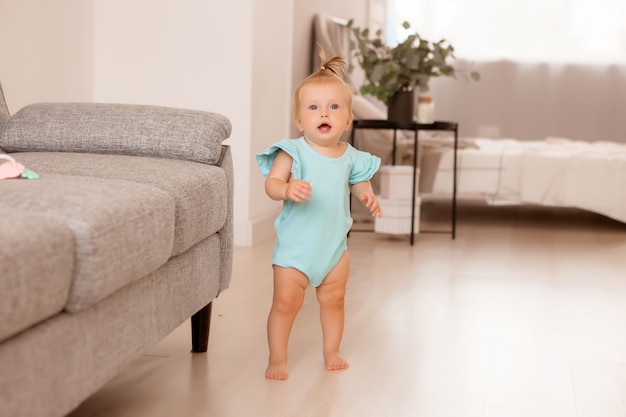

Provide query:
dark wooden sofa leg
left=191, top=302, right=212, bottom=352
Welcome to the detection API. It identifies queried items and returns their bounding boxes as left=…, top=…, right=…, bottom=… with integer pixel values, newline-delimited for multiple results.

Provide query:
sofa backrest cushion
left=0, top=102, right=232, bottom=165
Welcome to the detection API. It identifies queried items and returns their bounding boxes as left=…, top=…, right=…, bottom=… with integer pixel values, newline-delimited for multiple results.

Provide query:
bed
left=419, top=135, right=626, bottom=223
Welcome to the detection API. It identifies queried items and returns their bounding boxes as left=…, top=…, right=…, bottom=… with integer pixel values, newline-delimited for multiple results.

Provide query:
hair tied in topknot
left=292, top=43, right=353, bottom=116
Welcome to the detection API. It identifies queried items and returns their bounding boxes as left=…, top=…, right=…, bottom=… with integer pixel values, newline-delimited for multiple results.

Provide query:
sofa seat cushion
left=0, top=173, right=175, bottom=313
left=0, top=210, right=75, bottom=341
left=13, top=152, right=229, bottom=256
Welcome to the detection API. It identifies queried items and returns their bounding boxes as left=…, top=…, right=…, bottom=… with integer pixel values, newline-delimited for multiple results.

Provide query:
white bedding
left=419, top=137, right=626, bottom=223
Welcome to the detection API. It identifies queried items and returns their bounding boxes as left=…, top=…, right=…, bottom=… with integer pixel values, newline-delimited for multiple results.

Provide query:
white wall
left=247, top=1, right=294, bottom=246
left=0, top=0, right=372, bottom=247
left=0, top=0, right=94, bottom=112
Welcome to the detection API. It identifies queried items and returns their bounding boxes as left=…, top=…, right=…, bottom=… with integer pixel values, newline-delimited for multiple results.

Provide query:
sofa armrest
left=0, top=103, right=232, bottom=165
left=216, top=145, right=234, bottom=294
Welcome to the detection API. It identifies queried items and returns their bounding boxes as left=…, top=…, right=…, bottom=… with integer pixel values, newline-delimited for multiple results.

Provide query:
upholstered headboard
left=311, top=14, right=363, bottom=90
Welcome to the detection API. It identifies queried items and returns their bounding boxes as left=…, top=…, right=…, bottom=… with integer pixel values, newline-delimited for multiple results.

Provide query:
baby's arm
left=266, top=150, right=312, bottom=203
left=351, top=181, right=382, bottom=218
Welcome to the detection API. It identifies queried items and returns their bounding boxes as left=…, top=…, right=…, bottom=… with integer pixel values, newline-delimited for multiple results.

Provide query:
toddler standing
left=256, top=48, right=382, bottom=380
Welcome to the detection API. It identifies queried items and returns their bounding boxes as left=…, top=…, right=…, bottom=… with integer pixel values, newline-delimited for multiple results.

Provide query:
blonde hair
left=293, top=45, right=354, bottom=116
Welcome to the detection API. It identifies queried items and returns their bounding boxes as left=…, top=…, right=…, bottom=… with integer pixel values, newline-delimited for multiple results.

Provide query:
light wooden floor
left=68, top=200, right=626, bottom=417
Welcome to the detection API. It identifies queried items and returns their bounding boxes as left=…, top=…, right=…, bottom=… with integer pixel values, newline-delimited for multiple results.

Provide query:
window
left=387, top=0, right=626, bottom=64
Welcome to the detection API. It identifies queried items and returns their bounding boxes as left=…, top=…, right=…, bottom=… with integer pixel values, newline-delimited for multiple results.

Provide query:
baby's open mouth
left=318, top=123, right=331, bottom=132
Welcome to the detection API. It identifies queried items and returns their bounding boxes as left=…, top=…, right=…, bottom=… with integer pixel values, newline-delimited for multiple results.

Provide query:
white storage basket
left=379, top=165, right=419, bottom=200
left=374, top=197, right=421, bottom=235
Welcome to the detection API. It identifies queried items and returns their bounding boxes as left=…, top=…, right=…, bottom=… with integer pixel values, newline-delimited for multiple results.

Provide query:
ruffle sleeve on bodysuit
left=256, top=139, right=302, bottom=179
left=349, top=149, right=381, bottom=184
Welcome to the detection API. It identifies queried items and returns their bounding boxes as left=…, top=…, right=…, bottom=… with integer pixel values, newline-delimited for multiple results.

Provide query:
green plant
left=347, top=19, right=480, bottom=105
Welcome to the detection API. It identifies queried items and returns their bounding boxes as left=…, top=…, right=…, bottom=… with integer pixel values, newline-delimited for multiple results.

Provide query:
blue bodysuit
left=256, top=137, right=380, bottom=286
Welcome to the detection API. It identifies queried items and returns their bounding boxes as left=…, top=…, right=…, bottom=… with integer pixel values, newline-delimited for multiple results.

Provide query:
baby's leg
left=266, top=266, right=308, bottom=380
left=316, top=251, right=350, bottom=371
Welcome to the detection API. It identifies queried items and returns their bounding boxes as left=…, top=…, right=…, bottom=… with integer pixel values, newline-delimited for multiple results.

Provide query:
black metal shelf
left=350, top=119, right=459, bottom=245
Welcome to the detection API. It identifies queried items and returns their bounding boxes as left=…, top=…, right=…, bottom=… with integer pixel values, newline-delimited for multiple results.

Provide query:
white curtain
left=387, top=0, right=626, bottom=143
left=428, top=60, right=626, bottom=143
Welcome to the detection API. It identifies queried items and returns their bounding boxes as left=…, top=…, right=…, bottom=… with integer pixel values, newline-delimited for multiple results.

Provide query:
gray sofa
left=0, top=83, right=234, bottom=417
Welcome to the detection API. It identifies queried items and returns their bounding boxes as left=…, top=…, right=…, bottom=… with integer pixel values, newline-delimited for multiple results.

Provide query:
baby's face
left=294, top=81, right=353, bottom=147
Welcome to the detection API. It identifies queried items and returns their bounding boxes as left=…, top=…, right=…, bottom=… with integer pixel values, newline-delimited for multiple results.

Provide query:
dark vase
left=387, top=89, right=415, bottom=124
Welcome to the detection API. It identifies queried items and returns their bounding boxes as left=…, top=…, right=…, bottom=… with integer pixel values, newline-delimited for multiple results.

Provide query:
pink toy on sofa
left=0, top=154, right=38, bottom=180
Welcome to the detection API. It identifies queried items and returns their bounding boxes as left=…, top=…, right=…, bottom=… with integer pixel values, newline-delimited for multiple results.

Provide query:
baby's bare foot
left=324, top=352, right=349, bottom=371
left=266, top=361, right=289, bottom=380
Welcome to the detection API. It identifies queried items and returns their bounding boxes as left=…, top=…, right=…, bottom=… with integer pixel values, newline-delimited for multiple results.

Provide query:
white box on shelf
left=380, top=165, right=420, bottom=200
left=374, top=196, right=421, bottom=235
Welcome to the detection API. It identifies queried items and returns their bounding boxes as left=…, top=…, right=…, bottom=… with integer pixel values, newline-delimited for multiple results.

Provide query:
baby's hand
left=286, top=180, right=312, bottom=203
left=360, top=192, right=383, bottom=218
